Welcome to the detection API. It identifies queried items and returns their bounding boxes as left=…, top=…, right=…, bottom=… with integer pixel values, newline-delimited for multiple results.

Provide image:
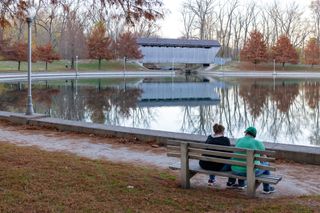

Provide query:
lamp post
left=25, top=5, right=36, bottom=115
left=273, top=59, right=276, bottom=75
left=123, top=56, right=127, bottom=89
left=75, top=55, right=78, bottom=76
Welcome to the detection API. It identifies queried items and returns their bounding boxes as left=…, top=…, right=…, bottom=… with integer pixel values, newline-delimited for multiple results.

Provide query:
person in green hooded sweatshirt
left=230, top=127, right=276, bottom=194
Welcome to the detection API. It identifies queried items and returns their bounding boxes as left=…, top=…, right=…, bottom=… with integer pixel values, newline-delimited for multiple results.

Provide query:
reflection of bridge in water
left=135, top=82, right=221, bottom=107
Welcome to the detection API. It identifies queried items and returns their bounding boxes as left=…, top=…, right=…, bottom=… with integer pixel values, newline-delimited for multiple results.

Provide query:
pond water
left=0, top=75, right=319, bottom=147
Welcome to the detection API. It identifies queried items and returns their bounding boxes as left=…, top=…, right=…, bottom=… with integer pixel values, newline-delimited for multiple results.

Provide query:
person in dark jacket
left=199, top=123, right=232, bottom=186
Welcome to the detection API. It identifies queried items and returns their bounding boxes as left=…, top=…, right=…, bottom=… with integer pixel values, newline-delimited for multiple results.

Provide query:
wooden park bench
left=167, top=140, right=282, bottom=197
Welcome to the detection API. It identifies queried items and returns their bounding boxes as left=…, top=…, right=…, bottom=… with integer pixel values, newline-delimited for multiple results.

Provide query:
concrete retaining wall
left=0, top=111, right=319, bottom=165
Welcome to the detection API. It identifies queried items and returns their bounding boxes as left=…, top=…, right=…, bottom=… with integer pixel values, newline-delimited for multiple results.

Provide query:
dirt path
left=0, top=120, right=319, bottom=198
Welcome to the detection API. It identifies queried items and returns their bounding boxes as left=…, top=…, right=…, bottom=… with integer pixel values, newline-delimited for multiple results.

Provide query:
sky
left=158, top=0, right=313, bottom=39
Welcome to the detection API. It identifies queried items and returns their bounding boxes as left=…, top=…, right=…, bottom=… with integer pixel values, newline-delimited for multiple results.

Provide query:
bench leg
left=246, top=150, right=256, bottom=197
left=181, top=169, right=190, bottom=189
left=181, top=143, right=190, bottom=189
left=247, top=181, right=256, bottom=197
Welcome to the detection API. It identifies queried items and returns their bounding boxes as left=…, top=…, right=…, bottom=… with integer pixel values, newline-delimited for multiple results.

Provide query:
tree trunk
left=45, top=61, right=48, bottom=71
left=18, top=61, right=21, bottom=71
left=282, top=62, right=285, bottom=70
left=98, top=58, right=101, bottom=70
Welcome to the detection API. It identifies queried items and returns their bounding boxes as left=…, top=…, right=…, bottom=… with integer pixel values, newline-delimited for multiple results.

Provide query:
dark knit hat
left=245, top=126, right=257, bottom=137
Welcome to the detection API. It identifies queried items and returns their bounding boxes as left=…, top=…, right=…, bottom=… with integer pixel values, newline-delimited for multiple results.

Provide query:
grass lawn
left=219, top=61, right=320, bottom=72
left=0, top=60, right=142, bottom=72
left=0, top=143, right=318, bottom=212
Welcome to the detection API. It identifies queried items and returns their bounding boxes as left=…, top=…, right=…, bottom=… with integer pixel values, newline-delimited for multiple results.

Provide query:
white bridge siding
left=139, top=46, right=220, bottom=64
left=137, top=82, right=220, bottom=101
left=137, top=38, right=221, bottom=65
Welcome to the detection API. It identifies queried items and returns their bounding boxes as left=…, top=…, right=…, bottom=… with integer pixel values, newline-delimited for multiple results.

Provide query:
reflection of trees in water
left=271, top=83, right=299, bottom=113
left=84, top=86, right=142, bottom=125
left=239, top=84, right=269, bottom=119
left=2, top=79, right=320, bottom=146
left=50, top=84, right=86, bottom=121
left=0, top=81, right=144, bottom=126
left=130, top=107, right=155, bottom=129
left=180, top=105, right=217, bottom=135
left=179, top=80, right=320, bottom=145
left=0, top=84, right=59, bottom=114
left=305, top=82, right=320, bottom=145
left=305, top=82, right=320, bottom=109
left=212, top=81, right=305, bottom=144
left=270, top=83, right=301, bottom=143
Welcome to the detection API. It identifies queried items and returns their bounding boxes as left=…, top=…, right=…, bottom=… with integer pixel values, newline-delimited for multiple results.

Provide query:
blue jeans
left=209, top=164, right=231, bottom=181
left=230, top=162, right=272, bottom=191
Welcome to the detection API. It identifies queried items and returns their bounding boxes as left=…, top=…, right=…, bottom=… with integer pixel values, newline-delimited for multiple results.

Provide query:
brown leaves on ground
left=0, top=142, right=319, bottom=212
left=0, top=119, right=162, bottom=153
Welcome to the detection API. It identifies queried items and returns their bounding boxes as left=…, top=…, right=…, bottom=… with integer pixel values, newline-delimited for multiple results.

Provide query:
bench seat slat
left=255, top=164, right=276, bottom=172
left=167, top=152, right=180, bottom=158
left=169, top=163, right=247, bottom=180
left=256, top=175, right=282, bottom=184
left=170, top=163, right=282, bottom=185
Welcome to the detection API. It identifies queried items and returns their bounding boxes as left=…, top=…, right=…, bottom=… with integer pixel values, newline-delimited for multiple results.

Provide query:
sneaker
left=208, top=179, right=215, bottom=186
left=262, top=186, right=276, bottom=194
left=226, top=182, right=236, bottom=188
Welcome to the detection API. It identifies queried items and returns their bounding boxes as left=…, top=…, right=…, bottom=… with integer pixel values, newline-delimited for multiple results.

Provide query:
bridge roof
left=137, top=38, right=220, bottom=48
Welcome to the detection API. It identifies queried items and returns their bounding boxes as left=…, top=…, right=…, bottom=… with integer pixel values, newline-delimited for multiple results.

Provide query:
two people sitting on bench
left=199, top=124, right=276, bottom=194
left=230, top=126, right=276, bottom=194
left=198, top=123, right=235, bottom=186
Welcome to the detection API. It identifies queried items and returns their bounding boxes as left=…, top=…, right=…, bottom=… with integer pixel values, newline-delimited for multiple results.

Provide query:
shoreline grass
left=218, top=61, right=320, bottom=72
left=0, top=60, right=142, bottom=72
left=0, top=143, right=319, bottom=212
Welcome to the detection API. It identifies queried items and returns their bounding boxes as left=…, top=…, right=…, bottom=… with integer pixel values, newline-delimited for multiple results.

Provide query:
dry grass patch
left=0, top=143, right=319, bottom=212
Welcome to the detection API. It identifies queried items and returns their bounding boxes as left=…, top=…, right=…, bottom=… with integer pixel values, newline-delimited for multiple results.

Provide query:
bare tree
left=181, top=6, right=196, bottom=39
left=310, top=0, right=320, bottom=43
left=184, top=0, right=216, bottom=39
left=59, top=9, right=88, bottom=68
left=34, top=1, right=59, bottom=46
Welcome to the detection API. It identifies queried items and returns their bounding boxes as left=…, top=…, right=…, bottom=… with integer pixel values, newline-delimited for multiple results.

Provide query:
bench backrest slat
left=188, top=147, right=247, bottom=159
left=167, top=140, right=277, bottom=171
left=255, top=150, right=275, bottom=156
left=168, top=140, right=275, bottom=157
left=188, top=142, right=247, bottom=152
left=168, top=140, right=247, bottom=152
left=188, top=154, right=248, bottom=167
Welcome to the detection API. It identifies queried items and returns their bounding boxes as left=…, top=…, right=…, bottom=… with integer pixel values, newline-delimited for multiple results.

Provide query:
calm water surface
left=0, top=75, right=319, bottom=147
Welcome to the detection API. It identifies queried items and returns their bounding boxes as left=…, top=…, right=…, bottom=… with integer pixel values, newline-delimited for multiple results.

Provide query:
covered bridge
left=137, top=38, right=221, bottom=65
